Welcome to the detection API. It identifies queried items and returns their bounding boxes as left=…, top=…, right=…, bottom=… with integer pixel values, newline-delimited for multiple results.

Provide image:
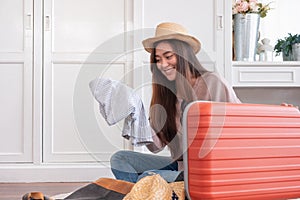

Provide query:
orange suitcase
left=182, top=101, right=300, bottom=200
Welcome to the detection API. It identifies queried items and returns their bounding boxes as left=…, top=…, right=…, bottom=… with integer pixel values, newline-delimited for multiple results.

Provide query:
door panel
left=133, top=0, right=224, bottom=154
left=52, top=0, right=125, bottom=53
left=43, top=0, right=132, bottom=163
left=141, top=0, right=224, bottom=75
left=0, top=0, right=33, bottom=162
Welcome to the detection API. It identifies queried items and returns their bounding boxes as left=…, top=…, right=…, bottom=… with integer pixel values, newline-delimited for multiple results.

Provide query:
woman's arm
left=204, top=72, right=241, bottom=103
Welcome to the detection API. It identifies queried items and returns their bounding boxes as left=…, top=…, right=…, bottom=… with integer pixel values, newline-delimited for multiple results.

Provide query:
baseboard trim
left=0, top=163, right=114, bottom=182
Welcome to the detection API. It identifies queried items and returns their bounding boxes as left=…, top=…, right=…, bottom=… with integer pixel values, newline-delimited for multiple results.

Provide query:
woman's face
left=155, top=41, right=177, bottom=81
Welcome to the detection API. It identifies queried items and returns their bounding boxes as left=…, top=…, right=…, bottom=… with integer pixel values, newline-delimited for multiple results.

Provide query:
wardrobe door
left=135, top=0, right=225, bottom=75
left=43, top=0, right=133, bottom=163
left=133, top=0, right=225, bottom=152
left=0, top=0, right=33, bottom=162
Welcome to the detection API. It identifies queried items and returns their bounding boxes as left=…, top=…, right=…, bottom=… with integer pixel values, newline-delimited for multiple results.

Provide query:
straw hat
left=142, top=22, right=201, bottom=54
left=123, top=174, right=185, bottom=200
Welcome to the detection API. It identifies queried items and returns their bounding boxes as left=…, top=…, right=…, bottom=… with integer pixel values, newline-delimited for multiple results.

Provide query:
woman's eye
left=166, top=54, right=173, bottom=59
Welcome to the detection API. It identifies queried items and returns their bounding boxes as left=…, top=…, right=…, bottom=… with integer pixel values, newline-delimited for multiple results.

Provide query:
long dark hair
left=149, top=39, right=208, bottom=145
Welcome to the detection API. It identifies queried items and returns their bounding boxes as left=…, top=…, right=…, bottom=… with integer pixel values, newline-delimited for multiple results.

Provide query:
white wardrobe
left=0, top=0, right=227, bottom=182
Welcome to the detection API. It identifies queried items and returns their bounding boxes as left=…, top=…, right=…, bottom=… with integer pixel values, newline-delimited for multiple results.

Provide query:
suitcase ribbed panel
left=184, top=102, right=300, bottom=200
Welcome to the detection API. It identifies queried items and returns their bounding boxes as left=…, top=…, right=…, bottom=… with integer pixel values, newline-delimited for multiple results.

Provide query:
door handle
left=217, top=15, right=223, bottom=30
left=45, top=16, right=51, bottom=31
left=26, top=14, right=32, bottom=30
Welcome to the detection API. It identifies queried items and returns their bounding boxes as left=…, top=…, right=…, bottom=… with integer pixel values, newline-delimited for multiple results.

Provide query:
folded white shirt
left=89, top=77, right=153, bottom=146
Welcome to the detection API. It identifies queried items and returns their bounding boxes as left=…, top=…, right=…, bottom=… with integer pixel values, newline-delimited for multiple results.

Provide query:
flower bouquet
left=232, top=0, right=272, bottom=18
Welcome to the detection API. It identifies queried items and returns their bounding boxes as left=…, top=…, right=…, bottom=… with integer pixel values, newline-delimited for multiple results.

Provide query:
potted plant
left=274, top=33, right=300, bottom=61
left=292, top=34, right=300, bottom=61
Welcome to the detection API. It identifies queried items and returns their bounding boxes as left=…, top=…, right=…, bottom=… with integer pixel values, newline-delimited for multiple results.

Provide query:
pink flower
left=249, top=0, right=258, bottom=3
left=236, top=1, right=249, bottom=13
left=249, top=2, right=259, bottom=12
left=232, top=0, right=271, bottom=18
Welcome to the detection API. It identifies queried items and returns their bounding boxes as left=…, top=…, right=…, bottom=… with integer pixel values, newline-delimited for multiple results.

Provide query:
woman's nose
left=160, top=58, right=169, bottom=67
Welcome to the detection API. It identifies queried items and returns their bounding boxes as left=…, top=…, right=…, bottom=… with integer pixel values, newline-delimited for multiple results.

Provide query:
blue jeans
left=110, top=150, right=181, bottom=183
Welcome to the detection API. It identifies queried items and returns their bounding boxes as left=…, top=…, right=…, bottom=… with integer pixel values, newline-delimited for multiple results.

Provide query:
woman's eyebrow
left=163, top=51, right=173, bottom=55
left=155, top=51, right=173, bottom=57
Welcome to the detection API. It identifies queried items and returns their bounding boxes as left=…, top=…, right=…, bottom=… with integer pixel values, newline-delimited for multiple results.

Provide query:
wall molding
left=0, top=163, right=113, bottom=182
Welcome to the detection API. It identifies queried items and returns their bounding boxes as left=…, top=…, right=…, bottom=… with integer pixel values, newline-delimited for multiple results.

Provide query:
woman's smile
left=163, top=66, right=175, bottom=74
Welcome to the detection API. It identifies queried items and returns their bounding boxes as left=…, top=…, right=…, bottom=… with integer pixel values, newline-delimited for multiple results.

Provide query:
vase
left=283, top=53, right=293, bottom=61
left=233, top=13, right=260, bottom=61
left=292, top=43, right=300, bottom=61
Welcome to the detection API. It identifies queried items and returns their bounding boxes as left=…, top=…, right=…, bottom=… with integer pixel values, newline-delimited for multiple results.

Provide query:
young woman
left=110, top=22, right=241, bottom=183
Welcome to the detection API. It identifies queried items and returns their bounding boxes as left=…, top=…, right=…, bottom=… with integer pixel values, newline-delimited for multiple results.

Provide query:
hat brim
left=142, top=33, right=201, bottom=54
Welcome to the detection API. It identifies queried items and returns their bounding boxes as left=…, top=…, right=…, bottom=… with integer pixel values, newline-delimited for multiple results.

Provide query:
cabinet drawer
left=233, top=67, right=300, bottom=87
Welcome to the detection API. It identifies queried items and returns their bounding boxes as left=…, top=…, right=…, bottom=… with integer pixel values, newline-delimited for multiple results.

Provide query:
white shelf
left=232, top=62, right=300, bottom=87
left=232, top=64, right=300, bottom=87
left=232, top=61, right=300, bottom=67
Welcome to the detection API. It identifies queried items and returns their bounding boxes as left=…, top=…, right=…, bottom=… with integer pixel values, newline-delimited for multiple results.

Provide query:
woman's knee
left=110, top=150, right=124, bottom=164
left=110, top=150, right=134, bottom=165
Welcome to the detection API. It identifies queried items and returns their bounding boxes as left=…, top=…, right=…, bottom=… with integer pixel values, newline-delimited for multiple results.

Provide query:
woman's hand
left=281, top=102, right=299, bottom=110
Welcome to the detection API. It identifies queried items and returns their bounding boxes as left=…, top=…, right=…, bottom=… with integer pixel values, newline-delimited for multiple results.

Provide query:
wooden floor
left=0, top=182, right=88, bottom=200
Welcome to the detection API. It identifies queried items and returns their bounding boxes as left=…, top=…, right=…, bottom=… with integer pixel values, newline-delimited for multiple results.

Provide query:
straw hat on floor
left=123, top=174, right=185, bottom=200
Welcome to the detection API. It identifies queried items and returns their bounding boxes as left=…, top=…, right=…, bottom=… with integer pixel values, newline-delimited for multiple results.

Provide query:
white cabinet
left=0, top=0, right=134, bottom=182
left=43, top=0, right=131, bottom=163
left=0, top=0, right=33, bottom=163
left=0, top=0, right=228, bottom=182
